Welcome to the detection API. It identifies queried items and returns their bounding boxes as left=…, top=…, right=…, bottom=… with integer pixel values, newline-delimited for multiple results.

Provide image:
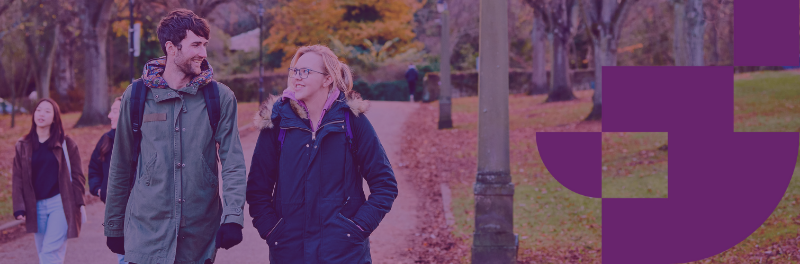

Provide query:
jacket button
left=306, top=144, right=309, bottom=147
left=176, top=163, right=181, bottom=168
left=181, top=163, right=186, bottom=168
left=275, top=242, right=278, bottom=245
left=155, top=95, right=159, bottom=98
left=175, top=127, right=179, bottom=131
left=347, top=233, right=350, bottom=237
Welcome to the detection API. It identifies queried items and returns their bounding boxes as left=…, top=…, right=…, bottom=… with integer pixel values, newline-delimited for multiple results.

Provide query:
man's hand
left=107, top=237, right=125, bottom=255
left=215, top=223, right=243, bottom=250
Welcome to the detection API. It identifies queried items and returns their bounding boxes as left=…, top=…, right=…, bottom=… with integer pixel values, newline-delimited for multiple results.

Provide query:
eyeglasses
left=288, top=67, right=327, bottom=79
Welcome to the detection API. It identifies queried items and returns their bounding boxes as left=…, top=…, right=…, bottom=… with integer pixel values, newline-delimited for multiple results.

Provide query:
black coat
left=247, top=92, right=398, bottom=263
left=88, top=129, right=115, bottom=203
left=405, top=68, right=419, bottom=82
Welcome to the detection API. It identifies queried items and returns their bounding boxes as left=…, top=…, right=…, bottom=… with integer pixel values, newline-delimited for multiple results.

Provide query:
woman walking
left=247, top=45, right=398, bottom=263
left=88, top=97, right=126, bottom=264
left=12, top=98, right=86, bottom=264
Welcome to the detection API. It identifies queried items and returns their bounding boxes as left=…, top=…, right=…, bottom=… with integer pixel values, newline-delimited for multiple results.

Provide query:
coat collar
left=252, top=90, right=370, bottom=131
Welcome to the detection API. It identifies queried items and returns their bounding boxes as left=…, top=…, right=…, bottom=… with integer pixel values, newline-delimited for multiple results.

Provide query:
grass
left=445, top=90, right=604, bottom=262
left=0, top=101, right=260, bottom=225
left=601, top=132, right=668, bottom=198
left=734, top=71, right=800, bottom=132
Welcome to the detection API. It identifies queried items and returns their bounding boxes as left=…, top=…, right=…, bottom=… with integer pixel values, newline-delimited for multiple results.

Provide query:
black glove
left=216, top=223, right=243, bottom=250
left=13, top=210, right=25, bottom=219
left=107, top=236, right=125, bottom=255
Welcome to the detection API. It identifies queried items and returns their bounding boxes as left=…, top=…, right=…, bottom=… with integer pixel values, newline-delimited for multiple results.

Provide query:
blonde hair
left=288, top=45, right=354, bottom=93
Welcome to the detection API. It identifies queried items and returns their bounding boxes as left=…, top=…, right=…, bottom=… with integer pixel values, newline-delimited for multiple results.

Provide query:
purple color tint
left=537, top=132, right=602, bottom=198
left=601, top=66, right=799, bottom=263
left=603, top=66, right=733, bottom=133
left=735, top=0, right=799, bottom=66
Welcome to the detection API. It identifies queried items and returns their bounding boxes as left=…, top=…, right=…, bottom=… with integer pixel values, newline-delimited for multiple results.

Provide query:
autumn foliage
left=265, top=0, right=424, bottom=66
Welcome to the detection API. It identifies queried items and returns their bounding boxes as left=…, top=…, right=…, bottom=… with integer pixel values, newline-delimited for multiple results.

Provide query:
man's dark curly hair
left=157, top=9, right=210, bottom=57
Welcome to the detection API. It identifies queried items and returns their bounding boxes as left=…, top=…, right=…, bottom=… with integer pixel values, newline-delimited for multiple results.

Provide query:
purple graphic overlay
left=537, top=132, right=602, bottom=198
left=735, top=0, right=799, bottom=66
left=602, top=66, right=798, bottom=263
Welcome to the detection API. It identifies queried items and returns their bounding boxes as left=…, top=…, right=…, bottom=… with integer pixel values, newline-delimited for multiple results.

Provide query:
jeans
left=117, top=253, right=128, bottom=264
left=34, top=193, right=68, bottom=264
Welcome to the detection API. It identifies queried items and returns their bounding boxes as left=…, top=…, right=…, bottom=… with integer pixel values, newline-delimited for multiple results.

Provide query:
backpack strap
left=203, top=81, right=221, bottom=141
left=129, top=79, right=147, bottom=191
left=342, top=111, right=359, bottom=207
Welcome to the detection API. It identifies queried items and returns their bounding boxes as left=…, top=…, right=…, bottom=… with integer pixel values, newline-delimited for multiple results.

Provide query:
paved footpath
left=0, top=101, right=419, bottom=264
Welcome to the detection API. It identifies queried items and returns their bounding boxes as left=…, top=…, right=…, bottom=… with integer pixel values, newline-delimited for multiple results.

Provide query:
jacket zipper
left=283, top=120, right=344, bottom=141
left=267, top=218, right=283, bottom=238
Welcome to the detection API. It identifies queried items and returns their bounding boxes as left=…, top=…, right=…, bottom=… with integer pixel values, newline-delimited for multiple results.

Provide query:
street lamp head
left=437, top=0, right=446, bottom=13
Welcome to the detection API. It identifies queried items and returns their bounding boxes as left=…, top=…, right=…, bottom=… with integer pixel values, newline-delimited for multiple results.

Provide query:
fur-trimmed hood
left=253, top=90, right=369, bottom=130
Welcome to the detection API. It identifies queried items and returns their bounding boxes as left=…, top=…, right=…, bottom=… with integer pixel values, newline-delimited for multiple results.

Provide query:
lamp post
left=472, top=0, right=518, bottom=262
left=258, top=1, right=265, bottom=104
left=437, top=0, right=452, bottom=129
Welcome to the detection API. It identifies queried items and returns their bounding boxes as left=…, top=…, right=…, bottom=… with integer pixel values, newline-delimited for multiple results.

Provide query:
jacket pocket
left=320, top=213, right=370, bottom=262
left=141, top=154, right=157, bottom=186
left=336, top=213, right=369, bottom=240
left=266, top=218, right=286, bottom=246
left=200, top=156, right=219, bottom=188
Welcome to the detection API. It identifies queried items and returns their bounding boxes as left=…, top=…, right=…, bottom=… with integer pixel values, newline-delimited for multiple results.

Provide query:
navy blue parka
left=246, top=91, right=398, bottom=263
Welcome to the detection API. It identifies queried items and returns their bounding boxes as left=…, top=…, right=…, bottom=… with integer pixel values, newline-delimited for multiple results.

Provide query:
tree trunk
left=530, top=13, right=548, bottom=95
left=55, top=29, right=75, bottom=102
left=25, top=23, right=60, bottom=100
left=586, top=32, right=617, bottom=121
left=546, top=29, right=576, bottom=102
left=672, top=0, right=688, bottom=66
left=685, top=0, right=705, bottom=66
left=76, top=0, right=115, bottom=127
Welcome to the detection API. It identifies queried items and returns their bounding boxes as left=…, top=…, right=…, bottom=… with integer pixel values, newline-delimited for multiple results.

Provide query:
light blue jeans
left=117, top=253, right=128, bottom=264
left=34, top=193, right=69, bottom=264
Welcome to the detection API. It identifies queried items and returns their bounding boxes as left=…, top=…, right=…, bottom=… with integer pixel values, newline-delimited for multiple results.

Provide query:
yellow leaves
left=266, top=0, right=423, bottom=66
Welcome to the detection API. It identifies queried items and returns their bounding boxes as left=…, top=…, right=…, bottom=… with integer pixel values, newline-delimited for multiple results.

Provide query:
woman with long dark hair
left=12, top=98, right=86, bottom=264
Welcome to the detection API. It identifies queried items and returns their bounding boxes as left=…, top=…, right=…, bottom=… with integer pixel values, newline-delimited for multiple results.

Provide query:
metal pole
left=129, top=0, right=134, bottom=83
left=472, top=0, right=517, bottom=262
left=438, top=6, right=453, bottom=129
left=258, top=1, right=264, bottom=104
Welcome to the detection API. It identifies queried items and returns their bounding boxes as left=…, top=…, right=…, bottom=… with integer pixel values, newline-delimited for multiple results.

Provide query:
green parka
left=103, top=57, right=247, bottom=264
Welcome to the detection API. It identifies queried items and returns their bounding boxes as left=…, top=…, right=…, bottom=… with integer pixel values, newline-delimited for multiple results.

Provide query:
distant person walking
left=88, top=97, right=127, bottom=264
left=405, top=64, right=419, bottom=102
left=12, top=98, right=86, bottom=264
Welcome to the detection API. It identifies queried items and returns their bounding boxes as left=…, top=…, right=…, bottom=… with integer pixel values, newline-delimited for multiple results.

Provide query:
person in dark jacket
left=405, top=64, right=418, bottom=102
left=247, top=45, right=398, bottom=263
left=89, top=97, right=121, bottom=204
left=12, top=98, right=86, bottom=264
left=88, top=97, right=127, bottom=264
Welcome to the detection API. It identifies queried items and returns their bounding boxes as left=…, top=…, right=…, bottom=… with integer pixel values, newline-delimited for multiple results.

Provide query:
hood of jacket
left=253, top=89, right=369, bottom=130
left=141, top=56, right=214, bottom=90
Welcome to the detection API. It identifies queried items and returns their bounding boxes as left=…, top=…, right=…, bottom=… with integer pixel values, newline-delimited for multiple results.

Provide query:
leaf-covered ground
left=602, top=132, right=668, bottom=198
left=734, top=70, right=800, bottom=132
left=400, top=90, right=603, bottom=263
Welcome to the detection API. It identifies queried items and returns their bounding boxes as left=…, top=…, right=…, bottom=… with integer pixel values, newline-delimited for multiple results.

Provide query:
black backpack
left=128, top=79, right=221, bottom=190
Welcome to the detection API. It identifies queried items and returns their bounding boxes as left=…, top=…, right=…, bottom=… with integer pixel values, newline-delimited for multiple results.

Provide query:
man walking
left=405, top=64, right=419, bottom=102
left=104, top=9, right=246, bottom=264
